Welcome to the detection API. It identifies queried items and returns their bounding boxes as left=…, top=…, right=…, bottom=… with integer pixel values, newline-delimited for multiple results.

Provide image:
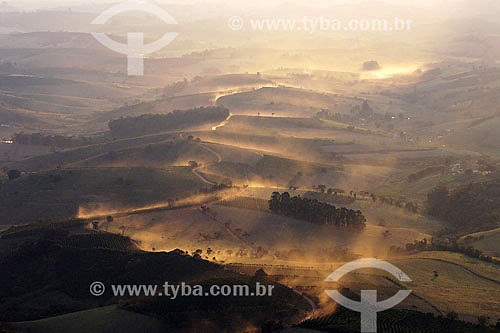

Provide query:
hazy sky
left=5, top=0, right=499, bottom=20
left=6, top=0, right=492, bottom=8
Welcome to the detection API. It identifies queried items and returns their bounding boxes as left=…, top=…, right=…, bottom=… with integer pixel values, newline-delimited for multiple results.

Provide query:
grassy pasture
left=70, top=139, right=216, bottom=169
left=224, top=115, right=381, bottom=136
left=107, top=203, right=428, bottom=260
left=391, top=252, right=500, bottom=320
left=9, top=132, right=178, bottom=172
left=460, top=228, right=500, bottom=258
left=0, top=167, right=206, bottom=225
left=203, top=154, right=342, bottom=188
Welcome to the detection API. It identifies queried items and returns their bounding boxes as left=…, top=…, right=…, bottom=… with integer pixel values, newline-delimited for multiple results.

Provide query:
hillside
left=108, top=106, right=229, bottom=139
left=460, top=228, right=500, bottom=258
left=0, top=167, right=207, bottom=225
left=217, top=86, right=357, bottom=117
left=0, top=222, right=310, bottom=331
left=10, top=306, right=167, bottom=333
left=427, top=179, right=500, bottom=234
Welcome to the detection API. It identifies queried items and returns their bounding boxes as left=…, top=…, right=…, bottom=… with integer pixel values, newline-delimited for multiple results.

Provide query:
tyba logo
left=325, top=258, right=412, bottom=333
left=91, top=0, right=178, bottom=76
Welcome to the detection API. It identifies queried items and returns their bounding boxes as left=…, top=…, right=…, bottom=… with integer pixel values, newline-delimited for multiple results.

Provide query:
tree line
left=370, top=193, right=420, bottom=213
left=390, top=238, right=500, bottom=266
left=108, top=106, right=229, bottom=138
left=12, top=133, right=92, bottom=148
left=268, top=192, right=366, bottom=231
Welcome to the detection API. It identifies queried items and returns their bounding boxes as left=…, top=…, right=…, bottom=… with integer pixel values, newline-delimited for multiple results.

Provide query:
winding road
left=191, top=143, right=222, bottom=185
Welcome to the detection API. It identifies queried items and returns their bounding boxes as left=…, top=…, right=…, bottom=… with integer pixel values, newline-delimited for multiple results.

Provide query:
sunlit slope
left=201, top=153, right=346, bottom=189
left=106, top=204, right=428, bottom=258
left=222, top=115, right=381, bottom=135
left=217, top=86, right=358, bottom=117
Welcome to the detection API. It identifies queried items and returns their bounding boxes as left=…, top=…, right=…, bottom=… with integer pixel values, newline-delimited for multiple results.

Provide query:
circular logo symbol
left=228, top=16, right=244, bottom=31
left=90, top=281, right=106, bottom=296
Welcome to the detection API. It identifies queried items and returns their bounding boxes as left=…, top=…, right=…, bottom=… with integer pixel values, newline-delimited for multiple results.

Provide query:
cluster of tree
left=304, top=189, right=355, bottom=205
left=108, top=106, right=229, bottom=138
left=315, top=109, right=356, bottom=124
left=268, top=192, right=366, bottom=231
left=162, top=78, right=188, bottom=97
left=316, top=101, right=374, bottom=124
left=12, top=133, right=92, bottom=148
left=274, top=247, right=359, bottom=262
left=362, top=60, right=381, bottom=71
left=370, top=193, right=420, bottom=213
left=390, top=238, right=500, bottom=266
left=315, top=100, right=410, bottom=133
left=426, top=181, right=500, bottom=233
left=314, top=185, right=344, bottom=195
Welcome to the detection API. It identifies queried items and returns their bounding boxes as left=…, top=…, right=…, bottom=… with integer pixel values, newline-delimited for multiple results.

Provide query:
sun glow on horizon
left=362, top=64, right=422, bottom=79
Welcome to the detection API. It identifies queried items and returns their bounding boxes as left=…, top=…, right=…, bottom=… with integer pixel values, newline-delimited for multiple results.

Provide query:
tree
left=269, top=192, right=281, bottom=212
left=477, top=315, right=489, bottom=326
left=382, top=230, right=391, bottom=239
left=268, top=192, right=366, bottom=231
left=255, top=268, right=268, bottom=278
left=446, top=311, right=458, bottom=320
left=7, top=169, right=21, bottom=180
left=406, top=202, right=419, bottom=213
left=360, top=100, right=374, bottom=116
